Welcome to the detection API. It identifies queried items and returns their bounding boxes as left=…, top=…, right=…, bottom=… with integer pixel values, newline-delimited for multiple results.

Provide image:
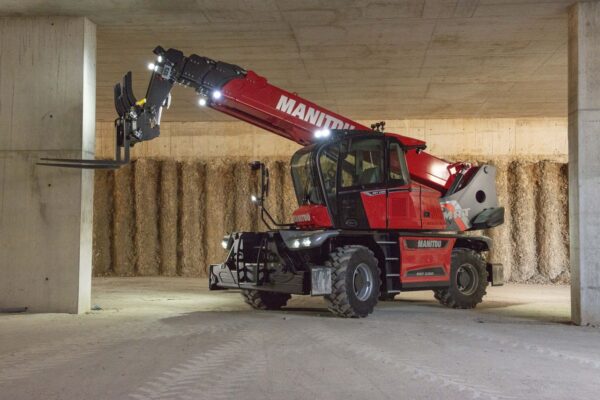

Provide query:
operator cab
left=289, top=130, right=446, bottom=231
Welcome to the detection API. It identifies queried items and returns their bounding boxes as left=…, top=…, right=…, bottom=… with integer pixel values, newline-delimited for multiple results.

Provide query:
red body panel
left=404, top=149, right=453, bottom=193
left=361, top=184, right=447, bottom=231
left=387, top=183, right=422, bottom=230
left=420, top=186, right=447, bottom=230
left=360, top=190, right=387, bottom=229
left=292, top=205, right=333, bottom=229
left=399, top=237, right=455, bottom=284
left=218, top=73, right=366, bottom=146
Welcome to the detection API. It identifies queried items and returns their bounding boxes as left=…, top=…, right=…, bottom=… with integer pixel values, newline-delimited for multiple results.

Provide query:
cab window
left=388, top=141, right=409, bottom=186
left=291, top=149, right=322, bottom=205
left=318, top=143, right=339, bottom=214
left=340, top=138, right=385, bottom=188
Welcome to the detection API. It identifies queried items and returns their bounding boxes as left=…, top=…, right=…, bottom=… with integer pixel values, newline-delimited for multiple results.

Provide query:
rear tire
left=434, top=248, right=488, bottom=309
left=325, top=245, right=381, bottom=318
left=241, top=290, right=291, bottom=310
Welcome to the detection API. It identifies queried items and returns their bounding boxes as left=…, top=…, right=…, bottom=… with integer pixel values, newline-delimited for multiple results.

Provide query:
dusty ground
left=1, top=278, right=598, bottom=400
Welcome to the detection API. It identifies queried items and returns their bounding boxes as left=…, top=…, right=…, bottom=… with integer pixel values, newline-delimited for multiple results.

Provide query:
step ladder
left=375, top=235, right=402, bottom=294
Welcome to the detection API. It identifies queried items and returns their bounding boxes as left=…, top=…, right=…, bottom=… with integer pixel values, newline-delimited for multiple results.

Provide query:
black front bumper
left=209, top=262, right=306, bottom=294
left=208, top=230, right=333, bottom=296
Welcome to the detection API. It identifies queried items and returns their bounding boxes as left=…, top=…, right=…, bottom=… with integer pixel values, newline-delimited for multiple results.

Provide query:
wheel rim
left=455, top=263, right=479, bottom=296
left=353, top=263, right=374, bottom=301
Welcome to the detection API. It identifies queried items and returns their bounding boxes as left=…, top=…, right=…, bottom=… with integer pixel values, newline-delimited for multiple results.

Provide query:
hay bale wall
left=92, top=157, right=570, bottom=283
left=92, top=170, right=113, bottom=276
left=112, top=165, right=136, bottom=276
left=134, top=159, right=160, bottom=276
left=509, top=162, right=538, bottom=281
left=159, top=160, right=178, bottom=276
left=179, top=161, right=205, bottom=276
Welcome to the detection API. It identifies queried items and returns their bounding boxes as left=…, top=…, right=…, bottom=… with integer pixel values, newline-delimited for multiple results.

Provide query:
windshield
left=318, top=143, right=339, bottom=214
left=291, top=148, right=323, bottom=205
left=340, top=138, right=385, bottom=188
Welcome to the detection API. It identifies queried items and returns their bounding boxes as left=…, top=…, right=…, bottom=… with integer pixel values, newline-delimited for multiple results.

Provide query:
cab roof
left=324, top=129, right=427, bottom=150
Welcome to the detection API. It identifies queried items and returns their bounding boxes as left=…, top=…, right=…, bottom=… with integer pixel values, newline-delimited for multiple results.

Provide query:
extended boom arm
left=41, top=46, right=464, bottom=194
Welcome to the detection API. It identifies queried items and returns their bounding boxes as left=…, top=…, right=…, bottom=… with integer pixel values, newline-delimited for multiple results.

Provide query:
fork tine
left=39, top=157, right=126, bottom=165
left=36, top=162, right=121, bottom=169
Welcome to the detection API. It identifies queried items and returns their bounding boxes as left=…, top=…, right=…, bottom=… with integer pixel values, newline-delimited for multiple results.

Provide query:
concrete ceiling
left=1, top=1, right=571, bottom=122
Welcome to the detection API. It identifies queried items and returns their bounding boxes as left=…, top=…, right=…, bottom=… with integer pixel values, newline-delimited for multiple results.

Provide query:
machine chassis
left=209, top=229, right=503, bottom=298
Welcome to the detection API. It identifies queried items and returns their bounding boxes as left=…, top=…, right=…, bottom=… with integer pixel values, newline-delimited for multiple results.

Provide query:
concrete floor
left=0, top=278, right=598, bottom=400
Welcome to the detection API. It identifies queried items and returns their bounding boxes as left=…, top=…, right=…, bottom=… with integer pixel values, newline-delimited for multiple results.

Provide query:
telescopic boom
left=40, top=46, right=467, bottom=194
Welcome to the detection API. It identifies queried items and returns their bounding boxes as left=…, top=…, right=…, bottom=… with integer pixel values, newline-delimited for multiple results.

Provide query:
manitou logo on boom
left=276, top=95, right=355, bottom=130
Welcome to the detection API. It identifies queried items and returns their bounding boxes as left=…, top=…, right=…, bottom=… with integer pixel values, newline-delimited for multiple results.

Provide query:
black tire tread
left=325, top=245, right=380, bottom=318
left=434, top=248, right=488, bottom=309
left=241, top=289, right=291, bottom=310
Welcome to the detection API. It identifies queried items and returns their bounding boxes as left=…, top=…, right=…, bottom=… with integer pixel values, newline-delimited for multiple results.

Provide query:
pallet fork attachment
left=37, top=119, right=131, bottom=169
left=37, top=72, right=140, bottom=169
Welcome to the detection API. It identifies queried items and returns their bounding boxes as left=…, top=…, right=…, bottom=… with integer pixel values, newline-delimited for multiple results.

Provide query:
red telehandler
left=40, top=47, right=504, bottom=318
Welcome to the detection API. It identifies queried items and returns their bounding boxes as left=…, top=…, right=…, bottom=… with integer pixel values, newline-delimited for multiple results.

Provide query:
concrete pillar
left=568, top=2, right=600, bottom=326
left=0, top=17, right=96, bottom=313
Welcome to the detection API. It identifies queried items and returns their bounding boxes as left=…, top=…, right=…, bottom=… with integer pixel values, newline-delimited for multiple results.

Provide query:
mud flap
left=311, top=266, right=332, bottom=296
left=487, top=263, right=504, bottom=286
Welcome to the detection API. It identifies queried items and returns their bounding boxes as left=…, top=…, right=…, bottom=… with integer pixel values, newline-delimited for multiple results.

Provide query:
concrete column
left=568, top=2, right=600, bottom=326
left=0, top=17, right=96, bottom=313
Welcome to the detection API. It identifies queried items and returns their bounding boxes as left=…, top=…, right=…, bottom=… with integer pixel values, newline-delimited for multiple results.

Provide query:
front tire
left=241, top=290, right=291, bottom=310
left=325, top=245, right=381, bottom=318
left=434, top=248, right=488, bottom=309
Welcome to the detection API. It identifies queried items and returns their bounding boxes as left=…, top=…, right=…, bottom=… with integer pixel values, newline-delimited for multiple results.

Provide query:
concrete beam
left=0, top=17, right=96, bottom=313
left=568, top=2, right=600, bottom=326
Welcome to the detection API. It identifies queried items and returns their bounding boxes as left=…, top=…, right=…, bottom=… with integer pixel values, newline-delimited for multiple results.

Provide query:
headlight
left=281, top=230, right=339, bottom=250
left=221, top=234, right=233, bottom=250
left=314, top=128, right=331, bottom=139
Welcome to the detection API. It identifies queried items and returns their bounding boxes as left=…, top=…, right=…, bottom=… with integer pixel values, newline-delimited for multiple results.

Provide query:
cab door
left=386, top=139, right=421, bottom=229
left=336, top=136, right=387, bottom=229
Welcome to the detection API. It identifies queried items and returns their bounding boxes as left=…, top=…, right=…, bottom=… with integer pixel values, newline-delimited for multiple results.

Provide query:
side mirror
left=264, top=167, right=270, bottom=197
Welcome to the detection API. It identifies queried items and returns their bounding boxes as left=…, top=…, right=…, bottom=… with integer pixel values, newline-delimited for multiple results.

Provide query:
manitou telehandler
left=40, top=46, right=505, bottom=318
